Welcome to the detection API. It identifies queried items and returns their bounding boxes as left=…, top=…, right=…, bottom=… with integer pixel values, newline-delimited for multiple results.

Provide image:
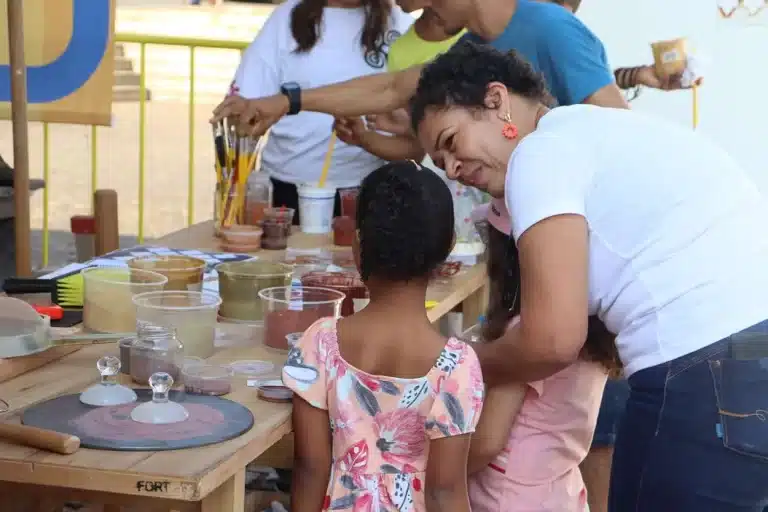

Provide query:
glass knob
left=97, top=356, right=121, bottom=386
left=148, top=372, right=173, bottom=403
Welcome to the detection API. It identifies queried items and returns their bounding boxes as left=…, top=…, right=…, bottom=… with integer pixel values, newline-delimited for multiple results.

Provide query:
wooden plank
left=0, top=346, right=83, bottom=384
left=200, top=469, right=244, bottom=512
left=0, top=481, right=198, bottom=512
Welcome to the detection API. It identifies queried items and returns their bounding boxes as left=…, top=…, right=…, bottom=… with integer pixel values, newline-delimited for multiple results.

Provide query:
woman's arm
left=334, top=116, right=425, bottom=161
left=291, top=396, right=332, bottom=512
left=365, top=109, right=414, bottom=137
left=359, top=132, right=425, bottom=162
left=426, top=435, right=473, bottom=512
left=358, top=131, right=424, bottom=162
left=467, top=383, right=526, bottom=474
left=304, top=65, right=423, bottom=116
left=475, top=214, right=590, bottom=386
left=212, top=65, right=424, bottom=136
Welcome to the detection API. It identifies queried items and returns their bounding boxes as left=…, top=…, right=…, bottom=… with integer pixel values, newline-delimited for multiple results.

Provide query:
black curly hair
left=356, top=161, right=454, bottom=282
left=410, top=41, right=553, bottom=133
left=483, top=225, right=622, bottom=374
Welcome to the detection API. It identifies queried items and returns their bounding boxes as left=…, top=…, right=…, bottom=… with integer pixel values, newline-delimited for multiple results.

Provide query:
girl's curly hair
left=356, top=161, right=454, bottom=282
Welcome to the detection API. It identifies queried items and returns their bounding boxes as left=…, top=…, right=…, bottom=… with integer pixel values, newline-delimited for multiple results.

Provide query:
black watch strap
left=280, top=82, right=301, bottom=115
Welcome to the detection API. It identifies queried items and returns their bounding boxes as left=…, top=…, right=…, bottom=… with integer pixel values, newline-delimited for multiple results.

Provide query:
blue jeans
left=609, top=320, right=768, bottom=511
left=592, top=378, right=630, bottom=446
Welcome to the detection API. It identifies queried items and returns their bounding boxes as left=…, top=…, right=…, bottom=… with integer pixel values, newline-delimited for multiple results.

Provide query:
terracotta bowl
left=220, top=225, right=263, bottom=246
left=220, top=240, right=262, bottom=253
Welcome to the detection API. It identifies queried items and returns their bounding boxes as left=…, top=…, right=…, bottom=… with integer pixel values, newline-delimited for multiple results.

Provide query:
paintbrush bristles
left=214, top=121, right=262, bottom=228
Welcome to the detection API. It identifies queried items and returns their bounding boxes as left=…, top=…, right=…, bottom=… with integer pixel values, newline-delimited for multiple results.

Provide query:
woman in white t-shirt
left=229, top=0, right=412, bottom=223
left=413, top=41, right=768, bottom=511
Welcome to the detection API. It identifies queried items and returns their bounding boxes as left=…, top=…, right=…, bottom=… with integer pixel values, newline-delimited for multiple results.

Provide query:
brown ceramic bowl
left=220, top=225, right=263, bottom=245
left=220, top=241, right=262, bottom=253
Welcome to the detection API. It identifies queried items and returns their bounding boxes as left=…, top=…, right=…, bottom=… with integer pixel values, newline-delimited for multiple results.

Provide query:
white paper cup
left=298, top=185, right=336, bottom=234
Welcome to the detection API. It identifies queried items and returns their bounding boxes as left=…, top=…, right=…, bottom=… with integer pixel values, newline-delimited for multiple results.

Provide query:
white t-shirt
left=232, top=0, right=413, bottom=187
left=505, top=105, right=768, bottom=376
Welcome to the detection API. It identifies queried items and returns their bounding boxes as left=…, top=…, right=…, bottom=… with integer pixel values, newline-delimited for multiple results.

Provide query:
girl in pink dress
left=282, top=160, right=485, bottom=512
left=465, top=200, right=618, bottom=512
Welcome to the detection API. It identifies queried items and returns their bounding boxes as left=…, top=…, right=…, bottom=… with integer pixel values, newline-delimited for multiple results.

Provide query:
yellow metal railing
left=37, top=33, right=248, bottom=267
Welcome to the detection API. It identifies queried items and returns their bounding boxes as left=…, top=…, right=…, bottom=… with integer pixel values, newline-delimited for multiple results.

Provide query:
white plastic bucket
left=298, top=185, right=336, bottom=234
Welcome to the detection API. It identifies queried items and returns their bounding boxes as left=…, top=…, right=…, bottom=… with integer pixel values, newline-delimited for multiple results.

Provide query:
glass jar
left=130, top=324, right=184, bottom=385
left=339, top=187, right=359, bottom=219
left=214, top=181, right=247, bottom=235
left=261, top=219, right=291, bottom=250
left=245, top=172, right=273, bottom=226
left=332, top=216, right=355, bottom=247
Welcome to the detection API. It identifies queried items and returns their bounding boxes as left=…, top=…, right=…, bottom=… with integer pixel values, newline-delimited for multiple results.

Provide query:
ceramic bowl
left=220, top=225, right=263, bottom=246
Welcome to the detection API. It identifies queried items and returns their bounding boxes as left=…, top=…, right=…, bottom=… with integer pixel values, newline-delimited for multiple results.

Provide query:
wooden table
left=0, top=221, right=487, bottom=512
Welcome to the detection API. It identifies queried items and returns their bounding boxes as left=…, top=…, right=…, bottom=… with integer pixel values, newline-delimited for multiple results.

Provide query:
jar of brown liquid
left=245, top=172, right=272, bottom=226
left=130, top=324, right=184, bottom=385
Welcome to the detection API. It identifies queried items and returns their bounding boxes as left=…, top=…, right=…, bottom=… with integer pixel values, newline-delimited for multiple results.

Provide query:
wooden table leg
left=462, top=281, right=489, bottom=331
left=200, top=469, right=245, bottom=512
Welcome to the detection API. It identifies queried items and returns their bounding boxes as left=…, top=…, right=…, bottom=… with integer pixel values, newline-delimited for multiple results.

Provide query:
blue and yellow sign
left=0, top=0, right=115, bottom=125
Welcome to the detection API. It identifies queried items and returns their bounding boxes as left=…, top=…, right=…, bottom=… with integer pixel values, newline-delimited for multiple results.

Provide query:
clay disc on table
left=22, top=390, right=254, bottom=451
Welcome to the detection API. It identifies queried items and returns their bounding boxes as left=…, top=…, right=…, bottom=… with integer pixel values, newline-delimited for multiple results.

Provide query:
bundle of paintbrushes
left=213, top=121, right=264, bottom=231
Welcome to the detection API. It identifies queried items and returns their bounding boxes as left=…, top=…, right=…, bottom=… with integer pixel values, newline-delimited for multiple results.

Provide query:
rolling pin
left=0, top=422, right=80, bottom=454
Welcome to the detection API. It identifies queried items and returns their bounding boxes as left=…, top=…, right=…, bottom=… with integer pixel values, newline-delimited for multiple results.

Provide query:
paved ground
left=0, top=100, right=220, bottom=270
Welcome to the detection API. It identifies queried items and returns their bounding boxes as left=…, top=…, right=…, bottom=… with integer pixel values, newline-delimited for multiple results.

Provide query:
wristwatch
left=280, top=82, right=301, bottom=115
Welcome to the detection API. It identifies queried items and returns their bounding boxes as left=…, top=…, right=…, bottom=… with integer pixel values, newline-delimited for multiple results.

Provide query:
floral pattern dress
left=282, top=317, right=485, bottom=511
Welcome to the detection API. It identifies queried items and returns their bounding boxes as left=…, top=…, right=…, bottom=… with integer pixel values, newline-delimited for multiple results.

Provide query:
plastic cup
left=332, top=216, right=355, bottom=247
left=298, top=185, right=336, bottom=234
left=128, top=255, right=206, bottom=292
left=261, top=219, right=291, bottom=250
left=82, top=267, right=168, bottom=334
left=133, top=291, right=222, bottom=359
left=217, top=261, right=293, bottom=322
left=258, top=286, right=344, bottom=351
left=183, top=364, right=233, bottom=396
left=264, top=207, right=296, bottom=224
left=339, top=187, right=359, bottom=219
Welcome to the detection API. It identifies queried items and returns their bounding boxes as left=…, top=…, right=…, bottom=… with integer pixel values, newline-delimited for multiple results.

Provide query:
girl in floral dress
left=282, top=160, right=485, bottom=512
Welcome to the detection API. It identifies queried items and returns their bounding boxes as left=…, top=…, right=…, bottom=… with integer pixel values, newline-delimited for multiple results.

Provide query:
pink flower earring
left=502, top=112, right=519, bottom=140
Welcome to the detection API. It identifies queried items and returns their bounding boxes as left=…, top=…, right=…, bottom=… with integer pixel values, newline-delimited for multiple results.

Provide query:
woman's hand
left=636, top=65, right=704, bottom=90
left=210, top=94, right=289, bottom=136
left=365, top=108, right=413, bottom=137
left=333, top=117, right=368, bottom=147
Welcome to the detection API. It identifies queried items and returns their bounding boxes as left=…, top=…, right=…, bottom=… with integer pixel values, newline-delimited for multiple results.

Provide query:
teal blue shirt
left=461, top=0, right=614, bottom=106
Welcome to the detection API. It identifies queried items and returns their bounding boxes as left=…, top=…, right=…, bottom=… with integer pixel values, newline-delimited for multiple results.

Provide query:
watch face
left=283, top=82, right=299, bottom=93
